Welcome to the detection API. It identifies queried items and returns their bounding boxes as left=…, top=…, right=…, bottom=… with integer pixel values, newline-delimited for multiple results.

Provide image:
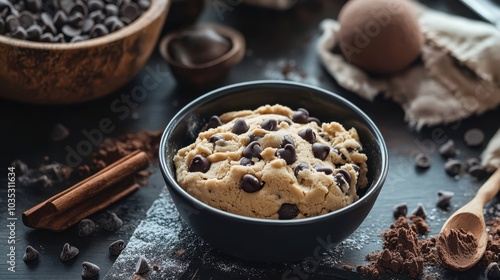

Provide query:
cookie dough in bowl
left=174, top=104, right=368, bottom=219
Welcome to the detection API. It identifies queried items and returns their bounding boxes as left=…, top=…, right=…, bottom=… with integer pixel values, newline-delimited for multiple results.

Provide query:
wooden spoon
left=437, top=168, right=500, bottom=271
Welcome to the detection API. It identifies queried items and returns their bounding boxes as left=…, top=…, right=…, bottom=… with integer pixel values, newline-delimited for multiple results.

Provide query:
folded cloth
left=317, top=3, right=500, bottom=129
left=245, top=0, right=297, bottom=10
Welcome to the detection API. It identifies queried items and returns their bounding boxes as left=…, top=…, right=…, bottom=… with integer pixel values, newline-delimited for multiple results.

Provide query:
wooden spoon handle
left=475, top=168, right=500, bottom=205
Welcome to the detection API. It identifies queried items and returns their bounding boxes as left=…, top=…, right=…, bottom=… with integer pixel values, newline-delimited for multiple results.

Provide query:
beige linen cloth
left=317, top=3, right=500, bottom=170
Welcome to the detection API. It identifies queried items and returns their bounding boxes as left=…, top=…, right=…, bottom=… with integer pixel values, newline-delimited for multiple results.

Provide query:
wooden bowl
left=0, top=0, right=170, bottom=105
left=159, top=23, right=245, bottom=89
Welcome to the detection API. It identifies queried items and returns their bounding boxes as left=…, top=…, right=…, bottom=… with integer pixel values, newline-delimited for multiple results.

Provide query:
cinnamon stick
left=22, top=150, right=149, bottom=231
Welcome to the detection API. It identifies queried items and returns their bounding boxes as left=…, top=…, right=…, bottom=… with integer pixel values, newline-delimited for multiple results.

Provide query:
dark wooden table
left=1, top=0, right=499, bottom=279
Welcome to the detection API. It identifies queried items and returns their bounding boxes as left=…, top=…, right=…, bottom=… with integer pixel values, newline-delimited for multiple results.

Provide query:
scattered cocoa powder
left=436, top=228, right=478, bottom=270
left=482, top=218, right=500, bottom=266
left=357, top=215, right=442, bottom=278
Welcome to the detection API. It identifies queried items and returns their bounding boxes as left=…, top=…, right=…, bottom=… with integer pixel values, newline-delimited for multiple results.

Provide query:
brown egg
left=338, top=0, right=423, bottom=74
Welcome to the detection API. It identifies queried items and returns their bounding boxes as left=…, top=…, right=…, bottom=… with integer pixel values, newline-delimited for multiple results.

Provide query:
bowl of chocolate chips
left=0, top=0, right=170, bottom=104
left=159, top=80, right=388, bottom=262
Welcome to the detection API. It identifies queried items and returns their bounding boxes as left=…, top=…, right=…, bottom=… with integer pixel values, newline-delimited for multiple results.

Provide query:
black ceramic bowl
left=159, top=80, right=388, bottom=262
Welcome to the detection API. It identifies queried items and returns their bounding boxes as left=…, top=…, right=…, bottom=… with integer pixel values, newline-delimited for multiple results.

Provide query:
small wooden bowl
left=0, top=0, right=170, bottom=105
left=159, top=23, right=245, bottom=89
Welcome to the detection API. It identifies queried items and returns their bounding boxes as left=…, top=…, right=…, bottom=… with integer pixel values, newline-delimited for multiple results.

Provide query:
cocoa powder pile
left=357, top=215, right=438, bottom=278
left=436, top=228, right=478, bottom=269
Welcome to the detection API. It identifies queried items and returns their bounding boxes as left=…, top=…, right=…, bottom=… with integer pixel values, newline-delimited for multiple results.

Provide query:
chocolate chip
left=0, top=18, right=5, bottom=35
left=469, top=165, right=487, bottom=179
left=135, top=256, right=150, bottom=275
left=62, top=24, right=81, bottom=38
left=292, top=108, right=309, bottom=124
left=299, top=128, right=316, bottom=143
left=40, top=32, right=54, bottom=42
left=23, top=246, right=39, bottom=262
left=104, top=16, right=120, bottom=29
left=466, top=157, right=481, bottom=169
left=82, top=18, right=94, bottom=33
left=415, top=153, right=431, bottom=169
left=60, top=243, right=79, bottom=261
left=54, top=33, right=65, bottom=43
left=70, top=35, right=87, bottom=43
left=26, top=24, right=42, bottom=41
left=12, top=26, right=27, bottom=39
left=335, top=173, right=349, bottom=189
left=276, top=144, right=297, bottom=165
left=411, top=203, right=427, bottom=219
left=110, top=19, right=124, bottom=32
left=231, top=118, right=249, bottom=135
left=103, top=212, right=123, bottom=232
left=281, top=135, right=294, bottom=148
left=278, top=203, right=299, bottom=219
left=18, top=11, right=34, bottom=29
left=308, top=117, right=321, bottom=126
left=89, top=10, right=106, bottom=23
left=209, top=134, right=224, bottom=143
left=248, top=134, right=262, bottom=143
left=188, top=155, right=211, bottom=173
left=109, top=239, right=125, bottom=256
left=68, top=12, right=84, bottom=27
left=105, top=4, right=119, bottom=16
left=312, top=143, right=330, bottom=160
left=294, top=163, right=308, bottom=177
left=82, top=261, right=100, bottom=278
left=464, top=128, right=485, bottom=147
left=25, top=0, right=42, bottom=12
left=241, top=174, right=263, bottom=193
left=437, top=190, right=454, bottom=210
left=53, top=10, right=68, bottom=29
left=280, top=118, right=292, bottom=125
left=71, top=1, right=88, bottom=17
left=393, top=203, right=408, bottom=219
left=138, top=0, right=151, bottom=10
left=121, top=2, right=140, bottom=22
left=41, top=12, right=57, bottom=34
left=78, top=219, right=95, bottom=237
left=314, top=165, right=333, bottom=175
left=486, top=262, right=500, bottom=280
left=260, top=118, right=278, bottom=131
left=439, top=140, right=457, bottom=159
left=240, top=157, right=254, bottom=166
left=88, top=0, right=105, bottom=12
left=243, top=141, right=262, bottom=159
left=205, top=116, right=223, bottom=130
left=444, top=159, right=463, bottom=176
left=6, top=16, right=20, bottom=32
left=337, top=169, right=351, bottom=185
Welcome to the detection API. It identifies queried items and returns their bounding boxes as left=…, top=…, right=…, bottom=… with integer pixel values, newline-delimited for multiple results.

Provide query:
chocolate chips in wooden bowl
left=0, top=0, right=151, bottom=43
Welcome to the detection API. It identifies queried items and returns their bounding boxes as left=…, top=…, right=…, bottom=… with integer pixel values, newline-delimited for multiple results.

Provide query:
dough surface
left=174, top=104, right=368, bottom=219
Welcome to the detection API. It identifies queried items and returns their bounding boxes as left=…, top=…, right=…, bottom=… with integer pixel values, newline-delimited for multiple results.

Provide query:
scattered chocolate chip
left=314, top=165, right=333, bottom=175
left=60, top=243, right=79, bottom=261
left=278, top=203, right=299, bottom=220
left=209, top=134, right=224, bottom=143
left=486, top=262, right=500, bottom=280
left=294, top=163, right=309, bottom=177
left=240, top=157, right=254, bottom=166
left=188, top=155, right=210, bottom=173
left=292, top=108, right=309, bottom=124
left=411, top=203, right=427, bottom=219
left=241, top=174, right=263, bottom=193
left=135, top=256, right=150, bottom=275
left=337, top=169, right=352, bottom=185
left=464, top=128, right=485, bottom=147
left=298, top=128, right=316, bottom=143
left=243, top=141, right=262, bottom=159
left=260, top=118, right=278, bottom=131
left=312, top=143, right=330, bottom=160
left=439, top=140, right=457, bottom=159
left=393, top=203, right=408, bottom=219
left=466, top=157, right=481, bottom=169
left=437, top=190, right=454, bottom=210
left=444, top=159, right=463, bottom=176
left=82, top=261, right=100, bottom=278
left=231, top=118, right=249, bottom=135
left=281, top=135, right=294, bottom=148
left=23, top=246, right=39, bottom=262
left=78, top=219, right=95, bottom=237
left=469, top=165, right=488, bottom=179
left=50, top=123, right=70, bottom=141
left=103, top=212, right=123, bottom=232
left=276, top=144, right=297, bottom=165
left=109, top=239, right=125, bottom=256
left=414, top=153, right=431, bottom=169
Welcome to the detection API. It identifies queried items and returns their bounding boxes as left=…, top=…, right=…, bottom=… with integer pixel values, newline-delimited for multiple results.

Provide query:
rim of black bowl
left=159, top=80, right=388, bottom=225
left=0, top=0, right=169, bottom=48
